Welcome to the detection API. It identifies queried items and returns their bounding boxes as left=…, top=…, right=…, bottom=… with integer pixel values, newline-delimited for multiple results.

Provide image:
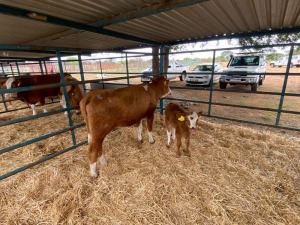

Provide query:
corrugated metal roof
left=0, top=0, right=299, bottom=59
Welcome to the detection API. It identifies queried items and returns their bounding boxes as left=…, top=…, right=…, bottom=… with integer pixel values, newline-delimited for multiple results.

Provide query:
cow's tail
left=79, top=96, right=90, bottom=136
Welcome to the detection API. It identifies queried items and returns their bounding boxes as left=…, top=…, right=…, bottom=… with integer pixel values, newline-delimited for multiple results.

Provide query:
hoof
left=139, top=139, right=144, bottom=144
left=90, top=172, right=99, bottom=178
left=150, top=140, right=155, bottom=144
left=166, top=144, right=170, bottom=148
left=176, top=152, right=181, bottom=158
left=183, top=152, right=191, bottom=157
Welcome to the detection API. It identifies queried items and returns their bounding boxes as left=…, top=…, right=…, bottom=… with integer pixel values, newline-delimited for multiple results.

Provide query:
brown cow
left=5, top=73, right=83, bottom=115
left=80, top=76, right=171, bottom=177
left=165, top=102, right=202, bottom=157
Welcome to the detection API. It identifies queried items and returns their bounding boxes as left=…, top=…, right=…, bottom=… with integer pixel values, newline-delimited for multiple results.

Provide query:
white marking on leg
left=167, top=130, right=171, bottom=146
left=60, top=94, right=68, bottom=116
left=88, top=133, right=92, bottom=144
left=90, top=162, right=98, bottom=177
left=43, top=108, right=48, bottom=113
left=98, top=155, right=107, bottom=166
left=148, top=131, right=154, bottom=143
left=171, top=127, right=176, bottom=140
left=137, top=122, right=143, bottom=142
left=143, top=85, right=148, bottom=91
left=30, top=104, right=37, bottom=115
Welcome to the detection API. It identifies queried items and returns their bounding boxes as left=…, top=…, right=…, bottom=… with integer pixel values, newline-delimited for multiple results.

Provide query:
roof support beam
left=0, top=4, right=162, bottom=46
left=94, top=0, right=209, bottom=27
left=167, top=27, right=300, bottom=46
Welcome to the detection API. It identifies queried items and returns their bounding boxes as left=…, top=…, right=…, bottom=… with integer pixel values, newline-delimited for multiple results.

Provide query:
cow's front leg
left=30, top=104, right=37, bottom=115
left=60, top=94, right=68, bottom=116
left=146, top=114, right=155, bottom=144
left=137, top=120, right=143, bottom=143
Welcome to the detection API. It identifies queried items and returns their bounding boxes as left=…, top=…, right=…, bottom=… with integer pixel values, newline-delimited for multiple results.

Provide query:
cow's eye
left=190, top=117, right=194, bottom=120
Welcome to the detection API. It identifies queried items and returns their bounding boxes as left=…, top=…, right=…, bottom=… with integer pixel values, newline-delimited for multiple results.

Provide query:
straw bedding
left=0, top=101, right=300, bottom=225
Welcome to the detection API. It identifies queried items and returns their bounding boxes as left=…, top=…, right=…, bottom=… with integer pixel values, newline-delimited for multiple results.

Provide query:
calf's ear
left=197, top=111, right=203, bottom=117
left=60, top=77, right=73, bottom=94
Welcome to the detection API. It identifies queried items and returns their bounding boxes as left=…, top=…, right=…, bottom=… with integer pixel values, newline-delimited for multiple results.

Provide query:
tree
left=236, top=33, right=300, bottom=52
left=220, top=50, right=234, bottom=60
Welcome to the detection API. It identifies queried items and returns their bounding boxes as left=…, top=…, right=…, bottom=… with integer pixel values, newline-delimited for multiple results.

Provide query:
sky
left=90, top=39, right=239, bottom=61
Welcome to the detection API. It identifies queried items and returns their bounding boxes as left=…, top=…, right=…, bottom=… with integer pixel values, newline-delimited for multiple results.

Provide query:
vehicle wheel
left=219, top=82, right=227, bottom=89
left=251, top=83, right=258, bottom=91
left=270, top=63, right=275, bottom=68
left=180, top=71, right=187, bottom=81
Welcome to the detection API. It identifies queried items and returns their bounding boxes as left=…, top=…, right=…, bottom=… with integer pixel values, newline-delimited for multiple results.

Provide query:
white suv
left=219, top=53, right=266, bottom=91
left=270, top=55, right=300, bottom=68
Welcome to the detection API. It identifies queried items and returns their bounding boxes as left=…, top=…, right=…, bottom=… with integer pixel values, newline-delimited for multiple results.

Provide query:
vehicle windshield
left=193, top=65, right=213, bottom=71
left=230, top=56, right=260, bottom=66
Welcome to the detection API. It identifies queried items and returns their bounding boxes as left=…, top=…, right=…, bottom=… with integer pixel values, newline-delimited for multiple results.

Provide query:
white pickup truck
left=141, top=60, right=189, bottom=82
left=219, top=53, right=266, bottom=91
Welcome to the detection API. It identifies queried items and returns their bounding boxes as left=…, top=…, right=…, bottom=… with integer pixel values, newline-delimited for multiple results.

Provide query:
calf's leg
left=176, top=134, right=182, bottom=158
left=166, top=126, right=172, bottom=147
left=183, top=136, right=191, bottom=157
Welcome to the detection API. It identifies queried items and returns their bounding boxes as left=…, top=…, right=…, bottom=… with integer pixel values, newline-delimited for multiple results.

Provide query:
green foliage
left=66, top=56, right=79, bottom=65
left=237, top=33, right=300, bottom=53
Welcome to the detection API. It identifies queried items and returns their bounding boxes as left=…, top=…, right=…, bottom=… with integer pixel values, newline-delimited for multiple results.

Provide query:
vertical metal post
left=15, top=62, right=20, bottom=76
left=159, top=46, right=165, bottom=114
left=56, top=50, right=76, bottom=145
left=78, top=54, right=87, bottom=95
left=208, top=50, right=216, bottom=116
left=1, top=93, right=8, bottom=111
left=160, top=98, right=164, bottom=115
left=125, top=53, right=130, bottom=86
left=39, top=61, right=44, bottom=75
left=159, top=46, right=165, bottom=75
left=63, top=61, right=67, bottom=72
left=275, top=45, right=294, bottom=126
left=99, top=59, right=105, bottom=89
left=10, top=64, right=14, bottom=76
left=1, top=64, right=5, bottom=76
left=44, top=61, right=48, bottom=75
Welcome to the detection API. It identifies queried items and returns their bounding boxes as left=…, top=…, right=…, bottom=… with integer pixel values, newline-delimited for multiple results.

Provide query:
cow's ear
left=197, top=111, right=203, bottom=117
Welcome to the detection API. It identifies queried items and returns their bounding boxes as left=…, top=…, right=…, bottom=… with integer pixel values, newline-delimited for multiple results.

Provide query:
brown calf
left=80, top=76, right=171, bottom=177
left=165, top=102, right=202, bottom=157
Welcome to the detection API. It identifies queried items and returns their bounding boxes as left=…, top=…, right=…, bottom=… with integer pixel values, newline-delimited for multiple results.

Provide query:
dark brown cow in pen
left=5, top=73, right=84, bottom=115
left=80, top=76, right=171, bottom=178
left=165, top=102, right=202, bottom=157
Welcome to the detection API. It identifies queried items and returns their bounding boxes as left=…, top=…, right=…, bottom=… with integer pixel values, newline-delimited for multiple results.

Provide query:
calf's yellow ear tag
left=178, top=115, right=185, bottom=121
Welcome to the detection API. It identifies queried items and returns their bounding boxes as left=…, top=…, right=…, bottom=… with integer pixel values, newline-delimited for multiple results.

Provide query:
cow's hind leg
left=146, top=113, right=155, bottom=144
left=88, top=137, right=105, bottom=178
left=137, top=120, right=143, bottom=143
